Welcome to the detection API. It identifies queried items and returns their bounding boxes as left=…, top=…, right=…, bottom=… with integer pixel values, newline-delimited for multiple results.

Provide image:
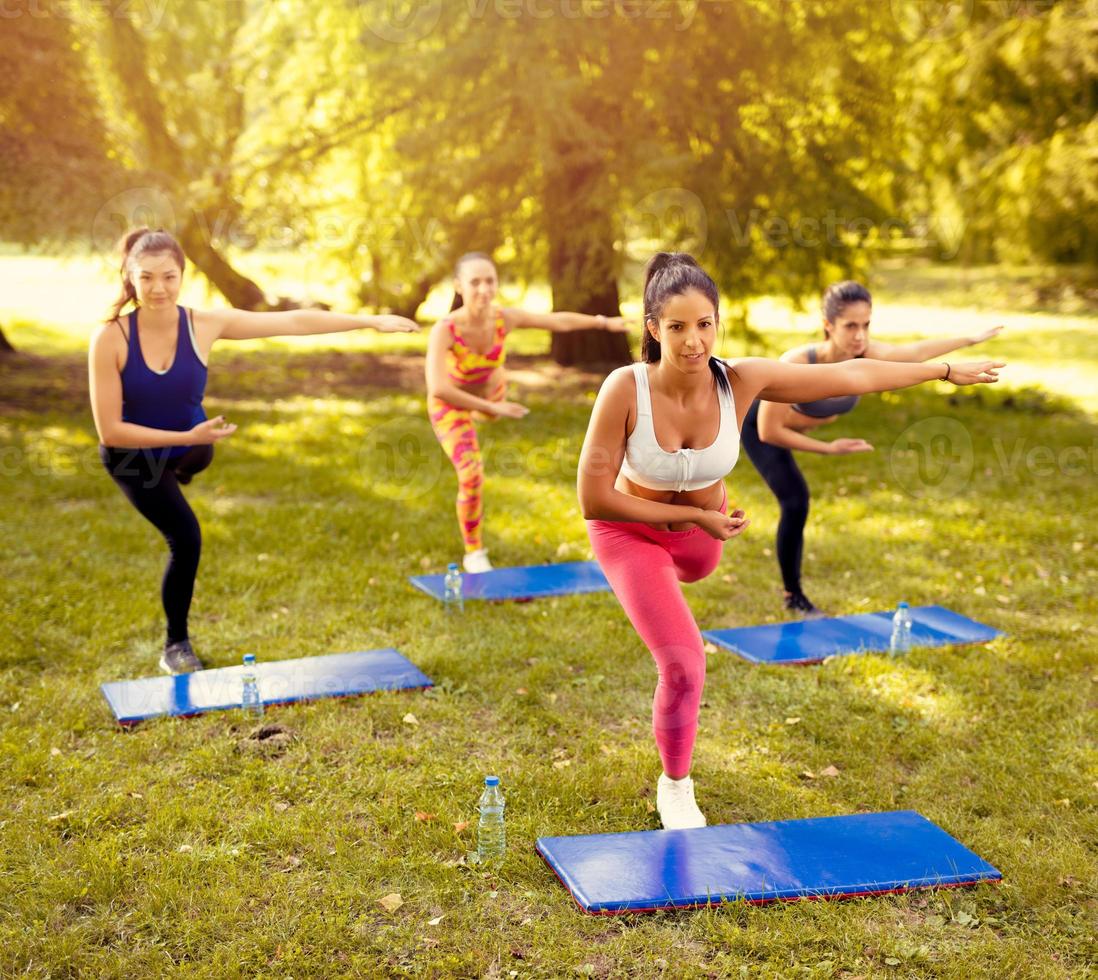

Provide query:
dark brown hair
left=641, top=251, right=729, bottom=393
left=107, top=228, right=186, bottom=322
left=821, top=281, right=872, bottom=337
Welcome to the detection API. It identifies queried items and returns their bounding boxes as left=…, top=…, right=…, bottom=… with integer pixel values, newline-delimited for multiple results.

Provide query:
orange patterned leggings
left=428, top=378, right=506, bottom=552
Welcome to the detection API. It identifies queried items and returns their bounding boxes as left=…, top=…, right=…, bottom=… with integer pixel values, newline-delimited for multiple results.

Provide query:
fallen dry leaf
left=703, top=642, right=718, bottom=654
left=414, top=812, right=436, bottom=822
left=402, top=713, right=419, bottom=727
left=515, top=688, right=528, bottom=696
left=50, top=747, right=62, bottom=757
left=785, top=717, right=802, bottom=726
left=47, top=811, right=74, bottom=822
left=453, top=821, right=470, bottom=834
left=820, top=765, right=841, bottom=778
left=427, top=915, right=445, bottom=926
left=552, top=759, right=572, bottom=769
left=800, top=770, right=817, bottom=780
left=379, top=893, right=404, bottom=913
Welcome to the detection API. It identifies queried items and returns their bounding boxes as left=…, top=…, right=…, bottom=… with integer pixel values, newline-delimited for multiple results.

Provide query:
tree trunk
left=104, top=11, right=270, bottom=311
left=543, top=155, right=631, bottom=367
left=179, top=212, right=268, bottom=310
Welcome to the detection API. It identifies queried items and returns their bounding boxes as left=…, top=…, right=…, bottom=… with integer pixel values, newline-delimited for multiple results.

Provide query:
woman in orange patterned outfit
left=426, top=252, right=631, bottom=572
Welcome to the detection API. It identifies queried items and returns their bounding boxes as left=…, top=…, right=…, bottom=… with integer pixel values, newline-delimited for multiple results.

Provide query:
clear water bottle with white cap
left=477, top=775, right=505, bottom=863
left=890, top=602, right=913, bottom=655
left=444, top=562, right=463, bottom=612
left=241, top=653, right=263, bottom=717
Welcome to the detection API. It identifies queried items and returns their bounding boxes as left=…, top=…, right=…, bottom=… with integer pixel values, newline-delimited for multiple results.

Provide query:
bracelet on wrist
left=942, top=362, right=951, bottom=382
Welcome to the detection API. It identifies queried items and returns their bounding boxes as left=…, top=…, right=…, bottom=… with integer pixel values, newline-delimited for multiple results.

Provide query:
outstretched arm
left=732, top=356, right=1003, bottom=406
left=866, top=325, right=1003, bottom=362
left=202, top=308, right=419, bottom=342
left=504, top=308, right=632, bottom=334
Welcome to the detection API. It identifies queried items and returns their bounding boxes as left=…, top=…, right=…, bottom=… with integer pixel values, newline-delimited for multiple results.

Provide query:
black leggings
left=99, top=444, right=214, bottom=645
left=740, top=401, right=810, bottom=595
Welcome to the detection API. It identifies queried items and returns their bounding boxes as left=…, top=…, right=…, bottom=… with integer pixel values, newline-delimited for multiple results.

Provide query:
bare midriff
left=614, top=475, right=724, bottom=532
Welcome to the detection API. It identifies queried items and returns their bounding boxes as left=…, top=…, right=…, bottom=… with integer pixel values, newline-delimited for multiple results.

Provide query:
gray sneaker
left=159, top=639, right=204, bottom=675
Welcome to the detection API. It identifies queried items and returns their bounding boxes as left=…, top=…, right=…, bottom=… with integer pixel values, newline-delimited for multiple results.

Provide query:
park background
left=1, top=0, right=1095, bottom=976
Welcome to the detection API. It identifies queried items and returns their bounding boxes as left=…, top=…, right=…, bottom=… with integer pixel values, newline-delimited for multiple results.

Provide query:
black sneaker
left=784, top=591, right=826, bottom=619
left=159, top=639, right=204, bottom=674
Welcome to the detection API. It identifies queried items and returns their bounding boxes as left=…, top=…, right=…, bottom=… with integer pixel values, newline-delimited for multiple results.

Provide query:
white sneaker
left=656, top=773, right=707, bottom=830
left=462, top=549, right=493, bottom=574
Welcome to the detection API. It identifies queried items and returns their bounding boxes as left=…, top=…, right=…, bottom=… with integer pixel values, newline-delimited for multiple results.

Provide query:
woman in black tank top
left=741, top=281, right=1003, bottom=617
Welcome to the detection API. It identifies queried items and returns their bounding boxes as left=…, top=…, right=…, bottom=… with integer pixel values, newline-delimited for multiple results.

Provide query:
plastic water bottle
left=890, top=602, right=913, bottom=655
left=444, top=562, right=463, bottom=612
left=477, top=775, right=505, bottom=864
left=241, top=653, right=263, bottom=717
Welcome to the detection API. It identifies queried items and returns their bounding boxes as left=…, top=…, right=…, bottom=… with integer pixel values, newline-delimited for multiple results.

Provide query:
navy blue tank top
left=119, top=307, right=207, bottom=458
left=792, top=345, right=860, bottom=418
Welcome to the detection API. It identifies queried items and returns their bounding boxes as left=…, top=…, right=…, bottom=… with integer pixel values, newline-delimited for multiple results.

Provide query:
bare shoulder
left=598, top=363, right=638, bottom=399
left=428, top=315, right=456, bottom=344
left=780, top=343, right=814, bottom=364
left=91, top=319, right=124, bottom=352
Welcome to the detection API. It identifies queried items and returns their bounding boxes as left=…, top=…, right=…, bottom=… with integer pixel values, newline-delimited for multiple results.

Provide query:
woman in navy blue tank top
left=89, top=229, right=419, bottom=675
left=741, top=281, right=1003, bottom=617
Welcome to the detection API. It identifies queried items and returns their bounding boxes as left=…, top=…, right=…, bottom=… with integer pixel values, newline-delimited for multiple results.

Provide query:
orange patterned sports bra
left=446, top=310, right=506, bottom=385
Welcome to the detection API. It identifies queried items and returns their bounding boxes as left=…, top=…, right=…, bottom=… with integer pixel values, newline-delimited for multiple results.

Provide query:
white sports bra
left=619, top=362, right=740, bottom=493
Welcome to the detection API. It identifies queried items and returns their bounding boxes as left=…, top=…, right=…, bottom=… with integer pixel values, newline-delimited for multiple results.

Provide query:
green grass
left=1, top=268, right=1096, bottom=977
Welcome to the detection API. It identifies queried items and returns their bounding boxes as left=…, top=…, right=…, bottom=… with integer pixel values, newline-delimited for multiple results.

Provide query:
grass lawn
left=1, top=263, right=1095, bottom=977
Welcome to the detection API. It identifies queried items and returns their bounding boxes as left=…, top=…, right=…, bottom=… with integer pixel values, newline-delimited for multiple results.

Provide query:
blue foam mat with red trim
left=702, top=605, right=1001, bottom=665
left=100, top=648, right=432, bottom=725
left=536, top=810, right=1001, bottom=915
left=410, top=560, right=610, bottom=602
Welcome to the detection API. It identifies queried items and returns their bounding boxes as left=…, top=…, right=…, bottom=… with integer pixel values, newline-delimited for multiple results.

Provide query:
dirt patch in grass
left=1, top=350, right=611, bottom=416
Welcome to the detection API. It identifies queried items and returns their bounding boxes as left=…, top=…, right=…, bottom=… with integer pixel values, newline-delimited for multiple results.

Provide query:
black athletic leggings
left=99, top=444, right=214, bottom=644
left=740, top=401, right=809, bottom=595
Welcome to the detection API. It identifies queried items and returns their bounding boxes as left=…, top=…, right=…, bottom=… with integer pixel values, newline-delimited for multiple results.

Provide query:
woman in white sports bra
left=578, top=252, right=1004, bottom=830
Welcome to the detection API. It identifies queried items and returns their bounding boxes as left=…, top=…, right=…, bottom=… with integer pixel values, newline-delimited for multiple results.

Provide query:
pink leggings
left=586, top=491, right=727, bottom=779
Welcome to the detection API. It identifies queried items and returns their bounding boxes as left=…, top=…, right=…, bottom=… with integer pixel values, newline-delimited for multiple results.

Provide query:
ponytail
left=107, top=228, right=186, bottom=323
left=640, top=251, right=729, bottom=394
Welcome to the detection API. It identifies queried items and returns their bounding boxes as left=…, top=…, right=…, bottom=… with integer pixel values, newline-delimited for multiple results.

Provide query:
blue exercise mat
left=410, top=560, right=610, bottom=602
left=703, top=605, right=1001, bottom=665
left=536, top=810, right=1001, bottom=915
left=101, top=648, right=433, bottom=725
